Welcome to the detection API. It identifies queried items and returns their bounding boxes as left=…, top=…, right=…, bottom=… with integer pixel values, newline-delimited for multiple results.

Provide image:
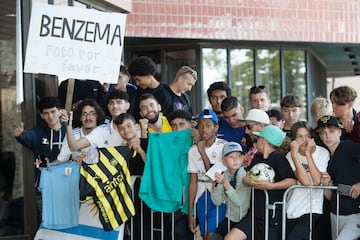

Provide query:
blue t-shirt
left=217, top=118, right=247, bottom=151
left=38, top=161, right=80, bottom=229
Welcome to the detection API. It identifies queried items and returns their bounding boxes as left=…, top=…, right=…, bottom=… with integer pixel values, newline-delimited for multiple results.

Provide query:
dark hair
left=221, top=96, right=239, bottom=112
left=330, top=86, right=357, bottom=105
left=249, top=85, right=267, bottom=95
left=73, top=99, right=105, bottom=128
left=119, top=64, right=129, bottom=77
left=139, top=93, right=158, bottom=104
left=107, top=90, right=129, bottom=104
left=38, top=96, right=60, bottom=112
left=128, top=56, right=157, bottom=77
left=266, top=109, right=283, bottom=121
left=167, top=110, right=192, bottom=124
left=290, top=121, right=314, bottom=141
left=280, top=94, right=302, bottom=108
left=207, top=81, right=231, bottom=99
left=114, top=113, right=136, bottom=125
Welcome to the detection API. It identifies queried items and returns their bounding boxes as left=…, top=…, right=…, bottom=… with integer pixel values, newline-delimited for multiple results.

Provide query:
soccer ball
left=249, top=163, right=275, bottom=182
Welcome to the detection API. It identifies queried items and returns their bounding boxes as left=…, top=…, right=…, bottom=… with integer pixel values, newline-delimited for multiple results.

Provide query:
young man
left=14, top=96, right=66, bottom=164
left=13, top=96, right=67, bottom=214
left=187, top=109, right=227, bottom=240
left=218, top=96, right=247, bottom=149
left=128, top=56, right=169, bottom=120
left=226, top=125, right=296, bottom=240
left=206, top=81, right=231, bottom=119
left=330, top=85, right=360, bottom=143
left=66, top=90, right=129, bottom=151
left=249, top=85, right=271, bottom=111
left=138, top=93, right=172, bottom=137
left=280, top=94, right=302, bottom=136
left=105, top=65, right=137, bottom=114
left=162, top=66, right=197, bottom=115
left=318, top=115, right=360, bottom=240
left=57, top=99, right=105, bottom=163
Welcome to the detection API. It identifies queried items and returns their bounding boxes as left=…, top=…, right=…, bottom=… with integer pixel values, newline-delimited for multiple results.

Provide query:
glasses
left=250, top=85, right=266, bottom=94
left=184, top=69, right=198, bottom=80
left=81, top=111, right=97, bottom=117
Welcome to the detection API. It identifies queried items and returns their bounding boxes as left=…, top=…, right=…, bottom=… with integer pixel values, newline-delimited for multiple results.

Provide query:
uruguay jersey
left=38, top=161, right=80, bottom=229
left=80, top=146, right=135, bottom=231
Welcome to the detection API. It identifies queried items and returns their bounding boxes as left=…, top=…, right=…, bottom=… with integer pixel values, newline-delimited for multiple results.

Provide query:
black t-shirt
left=128, top=138, right=148, bottom=176
left=248, top=151, right=295, bottom=222
left=327, top=140, right=360, bottom=215
left=161, top=85, right=193, bottom=116
left=58, top=79, right=107, bottom=112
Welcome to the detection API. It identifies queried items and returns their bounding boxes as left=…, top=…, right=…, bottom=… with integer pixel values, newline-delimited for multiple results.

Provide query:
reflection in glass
left=256, top=49, right=281, bottom=109
left=165, top=49, right=197, bottom=84
left=230, top=49, right=254, bottom=113
left=0, top=0, right=24, bottom=236
left=202, top=48, right=227, bottom=109
left=284, top=50, right=307, bottom=120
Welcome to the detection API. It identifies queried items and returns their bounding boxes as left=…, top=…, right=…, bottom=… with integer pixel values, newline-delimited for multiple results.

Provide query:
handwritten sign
left=24, top=3, right=127, bottom=83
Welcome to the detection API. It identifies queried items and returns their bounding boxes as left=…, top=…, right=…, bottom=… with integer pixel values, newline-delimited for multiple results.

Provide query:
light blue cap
left=252, top=125, right=285, bottom=147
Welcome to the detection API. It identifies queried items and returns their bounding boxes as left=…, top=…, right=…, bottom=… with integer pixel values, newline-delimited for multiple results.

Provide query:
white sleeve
left=57, top=134, right=71, bottom=162
left=187, top=146, right=199, bottom=173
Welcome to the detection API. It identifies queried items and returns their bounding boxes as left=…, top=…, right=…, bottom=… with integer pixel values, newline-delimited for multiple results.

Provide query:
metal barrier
left=281, top=185, right=338, bottom=240
left=127, top=177, right=340, bottom=240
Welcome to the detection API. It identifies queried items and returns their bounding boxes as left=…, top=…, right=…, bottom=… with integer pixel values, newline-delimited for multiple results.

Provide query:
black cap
left=316, top=115, right=342, bottom=132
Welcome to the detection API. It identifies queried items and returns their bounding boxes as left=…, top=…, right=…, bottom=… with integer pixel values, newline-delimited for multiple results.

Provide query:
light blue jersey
left=38, top=161, right=80, bottom=229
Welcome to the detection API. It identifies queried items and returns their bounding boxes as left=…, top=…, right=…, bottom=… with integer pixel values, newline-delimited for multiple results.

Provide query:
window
left=202, top=48, right=227, bottom=109
left=230, top=49, right=254, bottom=112
left=284, top=50, right=307, bottom=120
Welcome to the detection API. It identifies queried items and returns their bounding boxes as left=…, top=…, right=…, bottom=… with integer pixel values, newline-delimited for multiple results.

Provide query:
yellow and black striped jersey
left=80, top=146, right=135, bottom=231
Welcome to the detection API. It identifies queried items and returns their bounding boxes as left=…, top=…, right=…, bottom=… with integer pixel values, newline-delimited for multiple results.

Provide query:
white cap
left=245, top=109, right=270, bottom=124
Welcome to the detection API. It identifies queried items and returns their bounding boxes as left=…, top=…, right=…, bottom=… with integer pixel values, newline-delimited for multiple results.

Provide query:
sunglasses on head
left=184, top=69, right=198, bottom=79
left=250, top=85, right=266, bottom=92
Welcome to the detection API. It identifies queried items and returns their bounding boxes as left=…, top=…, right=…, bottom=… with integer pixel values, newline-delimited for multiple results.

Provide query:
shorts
left=196, top=191, right=226, bottom=236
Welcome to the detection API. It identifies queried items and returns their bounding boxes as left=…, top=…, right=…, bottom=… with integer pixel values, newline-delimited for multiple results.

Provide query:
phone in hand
left=337, top=184, right=351, bottom=197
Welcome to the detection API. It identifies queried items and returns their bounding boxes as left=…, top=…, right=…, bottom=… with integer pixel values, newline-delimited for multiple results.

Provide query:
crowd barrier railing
left=128, top=176, right=341, bottom=240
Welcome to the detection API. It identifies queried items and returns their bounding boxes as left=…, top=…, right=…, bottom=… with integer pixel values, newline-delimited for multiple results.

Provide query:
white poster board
left=24, top=3, right=127, bottom=83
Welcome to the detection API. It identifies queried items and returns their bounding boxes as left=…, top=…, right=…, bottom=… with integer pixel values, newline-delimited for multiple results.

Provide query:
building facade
left=0, top=0, right=359, bottom=238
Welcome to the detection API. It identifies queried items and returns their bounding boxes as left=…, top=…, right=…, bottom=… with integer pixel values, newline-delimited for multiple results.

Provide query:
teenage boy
left=318, top=115, right=360, bottom=240
left=280, top=94, right=302, bottom=136
left=14, top=96, right=66, bottom=163
left=66, top=90, right=129, bottom=151
left=162, top=66, right=197, bottom=115
left=128, top=56, right=169, bottom=120
left=218, top=96, right=247, bottom=149
left=249, top=85, right=271, bottom=111
left=330, top=85, right=360, bottom=143
left=187, top=109, right=227, bottom=240
left=211, top=142, right=251, bottom=239
left=206, top=81, right=232, bottom=120
left=226, top=125, right=296, bottom=240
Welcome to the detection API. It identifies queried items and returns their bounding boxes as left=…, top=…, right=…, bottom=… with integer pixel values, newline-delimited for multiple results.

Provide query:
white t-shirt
left=58, top=127, right=100, bottom=164
left=187, top=138, right=226, bottom=202
left=85, top=121, right=123, bottom=148
left=285, top=145, right=330, bottom=219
